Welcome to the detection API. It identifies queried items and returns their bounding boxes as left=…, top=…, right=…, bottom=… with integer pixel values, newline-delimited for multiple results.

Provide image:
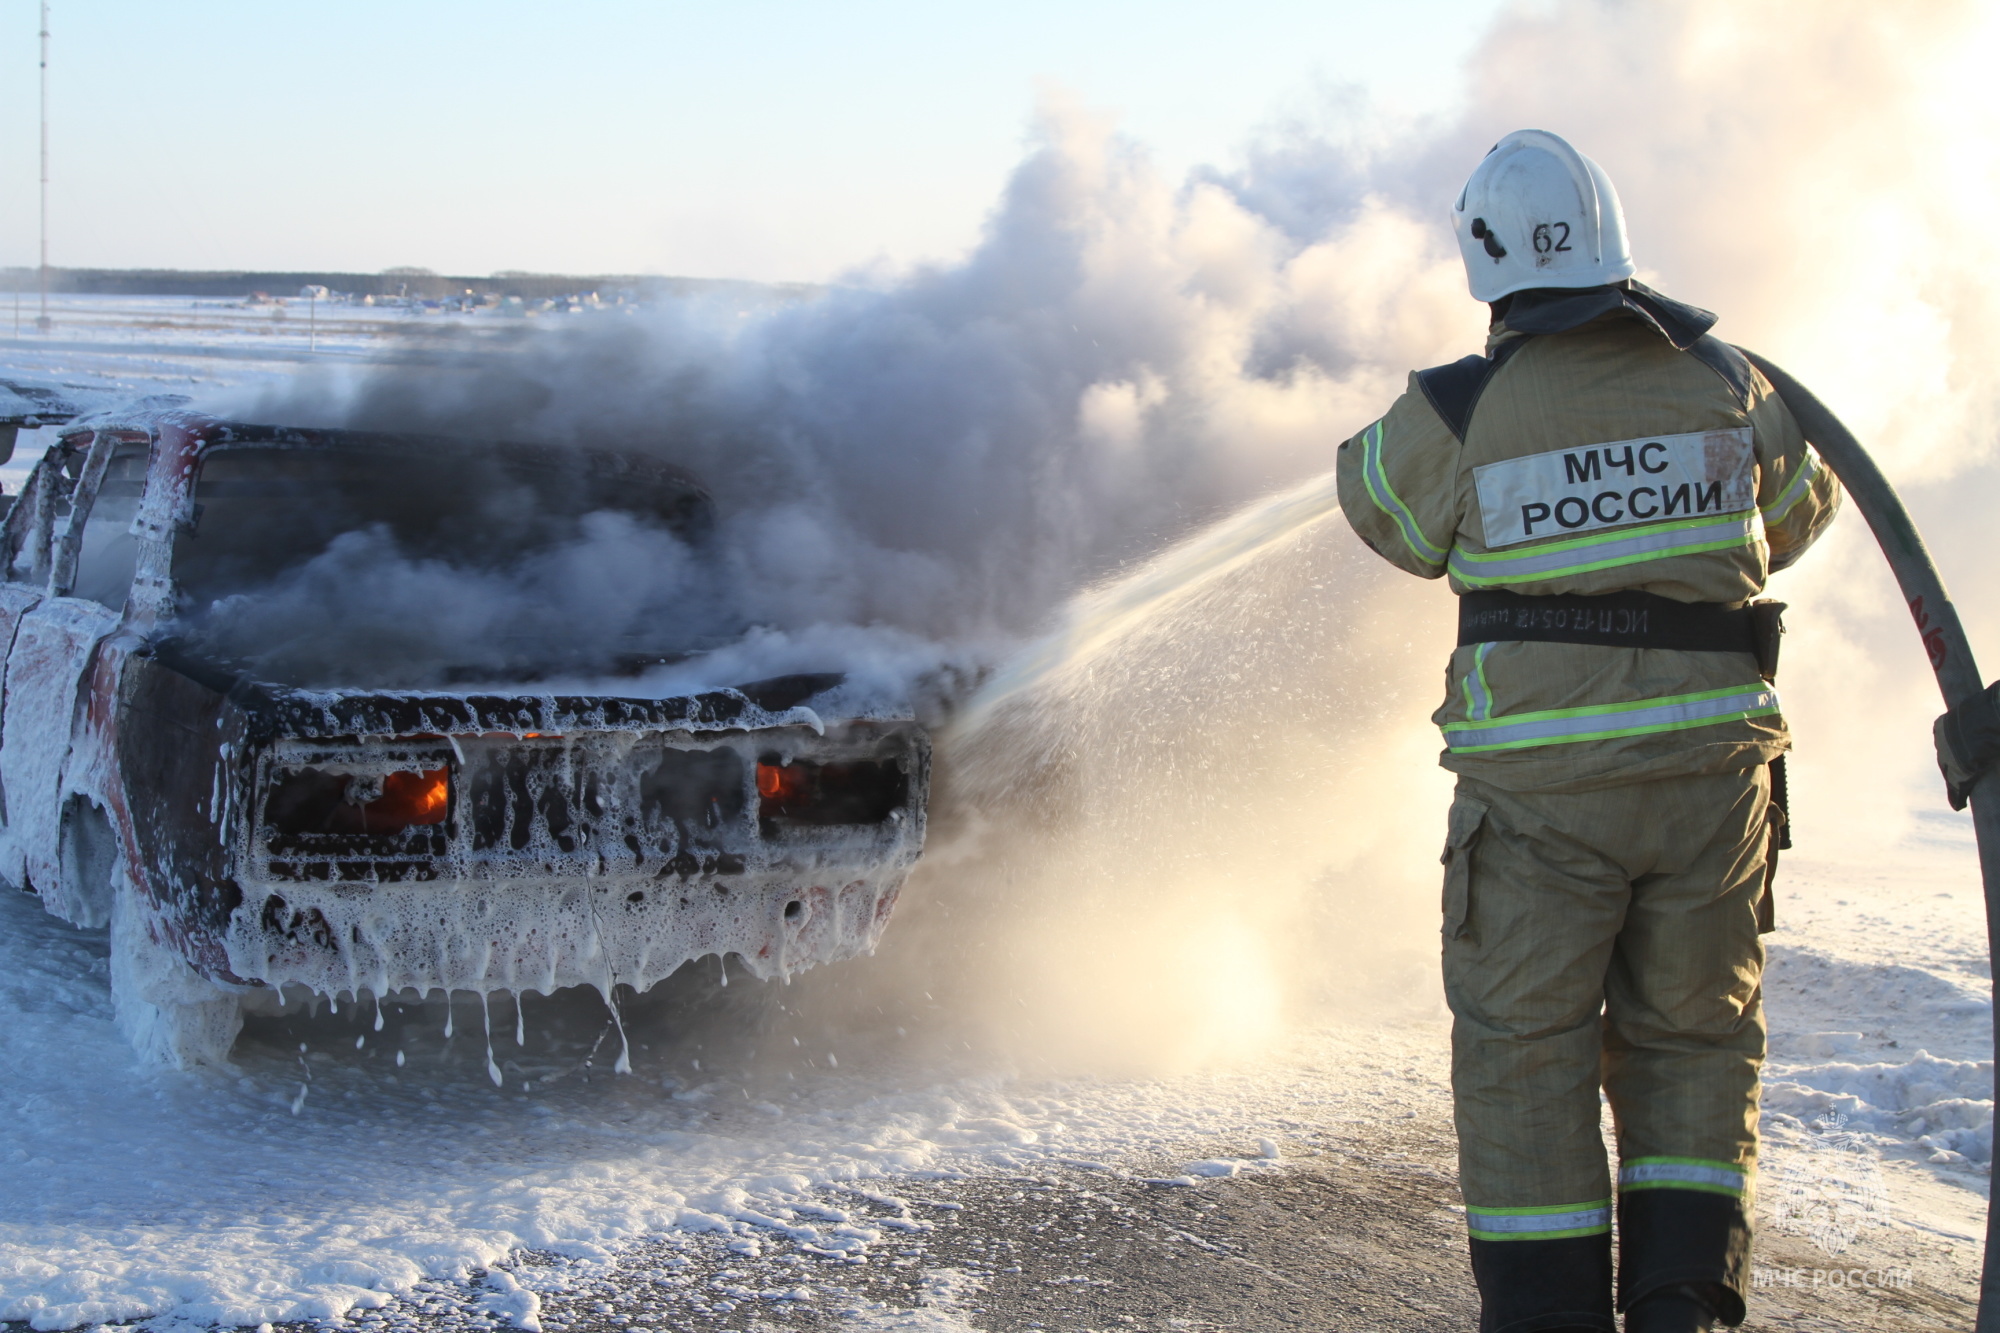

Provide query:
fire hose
left=1739, top=349, right=2000, bottom=1330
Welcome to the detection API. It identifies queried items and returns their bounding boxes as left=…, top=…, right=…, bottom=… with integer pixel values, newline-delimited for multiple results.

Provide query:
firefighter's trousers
left=1441, top=766, right=1770, bottom=1333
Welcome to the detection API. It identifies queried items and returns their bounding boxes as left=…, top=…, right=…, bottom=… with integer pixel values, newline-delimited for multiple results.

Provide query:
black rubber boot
left=1622, top=1282, right=1722, bottom=1332
left=1468, top=1232, right=1617, bottom=1332
left=1616, top=1190, right=1750, bottom=1327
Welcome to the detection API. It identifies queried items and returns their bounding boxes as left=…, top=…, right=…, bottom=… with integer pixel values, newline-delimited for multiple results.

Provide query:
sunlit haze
left=0, top=0, right=1503, bottom=281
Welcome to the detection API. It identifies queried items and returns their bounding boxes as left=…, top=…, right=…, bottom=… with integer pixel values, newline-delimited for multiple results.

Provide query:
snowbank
left=1766, top=1049, right=1993, bottom=1166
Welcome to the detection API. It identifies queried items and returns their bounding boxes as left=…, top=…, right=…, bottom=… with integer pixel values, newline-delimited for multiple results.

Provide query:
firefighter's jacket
left=1336, top=284, right=1841, bottom=792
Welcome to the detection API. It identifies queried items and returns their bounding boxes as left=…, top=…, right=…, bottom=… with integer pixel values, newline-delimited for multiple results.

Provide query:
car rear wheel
left=108, top=881, right=244, bottom=1069
left=58, top=797, right=117, bottom=928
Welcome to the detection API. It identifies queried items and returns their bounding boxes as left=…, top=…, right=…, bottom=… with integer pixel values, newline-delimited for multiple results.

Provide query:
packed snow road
left=0, top=832, right=1987, bottom=1332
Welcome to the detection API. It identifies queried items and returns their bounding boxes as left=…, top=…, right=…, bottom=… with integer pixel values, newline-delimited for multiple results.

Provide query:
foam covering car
left=0, top=409, right=930, bottom=1067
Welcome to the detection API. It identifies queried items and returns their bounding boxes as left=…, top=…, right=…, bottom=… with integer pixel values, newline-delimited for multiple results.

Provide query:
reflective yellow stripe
left=1760, top=449, right=1821, bottom=525
left=1449, top=512, right=1760, bottom=587
left=1443, top=684, right=1780, bottom=753
left=1466, top=1199, right=1612, bottom=1241
left=1460, top=642, right=1495, bottom=721
left=1619, top=1157, right=1748, bottom=1198
left=1362, top=420, right=1448, bottom=566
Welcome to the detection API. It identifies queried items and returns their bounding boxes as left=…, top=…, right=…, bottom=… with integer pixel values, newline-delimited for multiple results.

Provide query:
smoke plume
left=221, top=0, right=1999, bottom=1071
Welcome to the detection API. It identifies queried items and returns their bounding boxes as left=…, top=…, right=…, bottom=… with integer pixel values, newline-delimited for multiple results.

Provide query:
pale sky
left=0, top=1, right=1505, bottom=282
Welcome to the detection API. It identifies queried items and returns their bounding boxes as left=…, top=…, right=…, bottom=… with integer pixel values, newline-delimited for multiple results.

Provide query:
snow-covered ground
left=0, top=294, right=421, bottom=493
left=0, top=309, right=1990, bottom=1329
left=0, top=292, right=473, bottom=378
left=1756, top=813, right=1993, bottom=1297
left=0, top=877, right=1391, bottom=1329
left=0, top=821, right=1985, bottom=1329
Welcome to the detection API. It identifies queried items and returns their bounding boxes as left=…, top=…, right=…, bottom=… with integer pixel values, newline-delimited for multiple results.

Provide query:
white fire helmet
left=1451, top=129, right=1635, bottom=302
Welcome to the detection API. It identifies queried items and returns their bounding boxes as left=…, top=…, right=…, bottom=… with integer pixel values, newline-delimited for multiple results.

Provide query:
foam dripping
left=481, top=994, right=503, bottom=1088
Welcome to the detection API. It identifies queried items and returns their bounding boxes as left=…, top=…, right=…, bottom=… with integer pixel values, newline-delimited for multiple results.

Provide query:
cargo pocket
left=1440, top=797, right=1488, bottom=941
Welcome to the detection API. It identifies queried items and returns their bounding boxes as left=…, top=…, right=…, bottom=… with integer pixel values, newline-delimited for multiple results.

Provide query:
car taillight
left=756, top=757, right=906, bottom=827
left=266, top=767, right=452, bottom=836
left=756, top=760, right=811, bottom=805
left=373, top=769, right=450, bottom=824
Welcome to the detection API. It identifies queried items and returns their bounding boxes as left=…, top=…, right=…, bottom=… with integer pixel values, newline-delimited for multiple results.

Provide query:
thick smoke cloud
left=225, top=0, right=1997, bottom=1067
left=229, top=88, right=1473, bottom=690
left=192, top=516, right=707, bottom=687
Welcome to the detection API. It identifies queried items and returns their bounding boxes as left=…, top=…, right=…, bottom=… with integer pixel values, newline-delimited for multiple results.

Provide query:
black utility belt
left=1457, top=589, right=1784, bottom=677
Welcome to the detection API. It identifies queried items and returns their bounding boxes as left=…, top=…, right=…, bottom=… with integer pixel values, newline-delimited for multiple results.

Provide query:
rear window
left=173, top=440, right=711, bottom=606
left=167, top=436, right=729, bottom=686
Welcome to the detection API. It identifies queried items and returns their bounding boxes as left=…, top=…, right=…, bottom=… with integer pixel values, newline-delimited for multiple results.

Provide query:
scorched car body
left=0, top=409, right=930, bottom=1066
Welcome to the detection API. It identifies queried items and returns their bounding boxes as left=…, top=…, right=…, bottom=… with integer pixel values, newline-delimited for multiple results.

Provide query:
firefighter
left=1334, top=130, right=1840, bottom=1333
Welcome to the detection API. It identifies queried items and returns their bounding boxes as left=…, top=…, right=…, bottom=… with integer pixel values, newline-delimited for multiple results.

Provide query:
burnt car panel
left=0, top=409, right=931, bottom=1067
left=1, top=596, right=120, bottom=919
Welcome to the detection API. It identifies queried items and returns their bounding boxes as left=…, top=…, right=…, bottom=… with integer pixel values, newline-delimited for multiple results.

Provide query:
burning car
left=0, top=408, right=930, bottom=1067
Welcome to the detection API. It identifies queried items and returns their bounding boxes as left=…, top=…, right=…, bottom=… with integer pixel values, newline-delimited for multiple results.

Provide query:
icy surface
left=0, top=875, right=1426, bottom=1329
left=0, top=809, right=1989, bottom=1328
left=1763, top=812, right=1994, bottom=1164
left=1754, top=809, right=1995, bottom=1268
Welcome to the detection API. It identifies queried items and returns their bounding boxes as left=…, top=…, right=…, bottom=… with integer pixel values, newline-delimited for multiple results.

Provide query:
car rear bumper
left=226, top=860, right=911, bottom=999
left=214, top=687, right=928, bottom=998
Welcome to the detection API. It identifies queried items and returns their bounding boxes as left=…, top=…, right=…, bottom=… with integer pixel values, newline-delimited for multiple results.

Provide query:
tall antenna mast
left=37, top=0, right=51, bottom=331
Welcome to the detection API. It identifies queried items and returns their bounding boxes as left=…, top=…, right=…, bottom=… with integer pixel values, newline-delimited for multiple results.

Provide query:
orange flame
left=756, top=761, right=808, bottom=805
left=369, top=768, right=450, bottom=826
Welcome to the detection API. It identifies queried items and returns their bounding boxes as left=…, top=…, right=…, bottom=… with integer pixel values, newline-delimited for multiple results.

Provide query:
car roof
left=54, top=407, right=711, bottom=494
